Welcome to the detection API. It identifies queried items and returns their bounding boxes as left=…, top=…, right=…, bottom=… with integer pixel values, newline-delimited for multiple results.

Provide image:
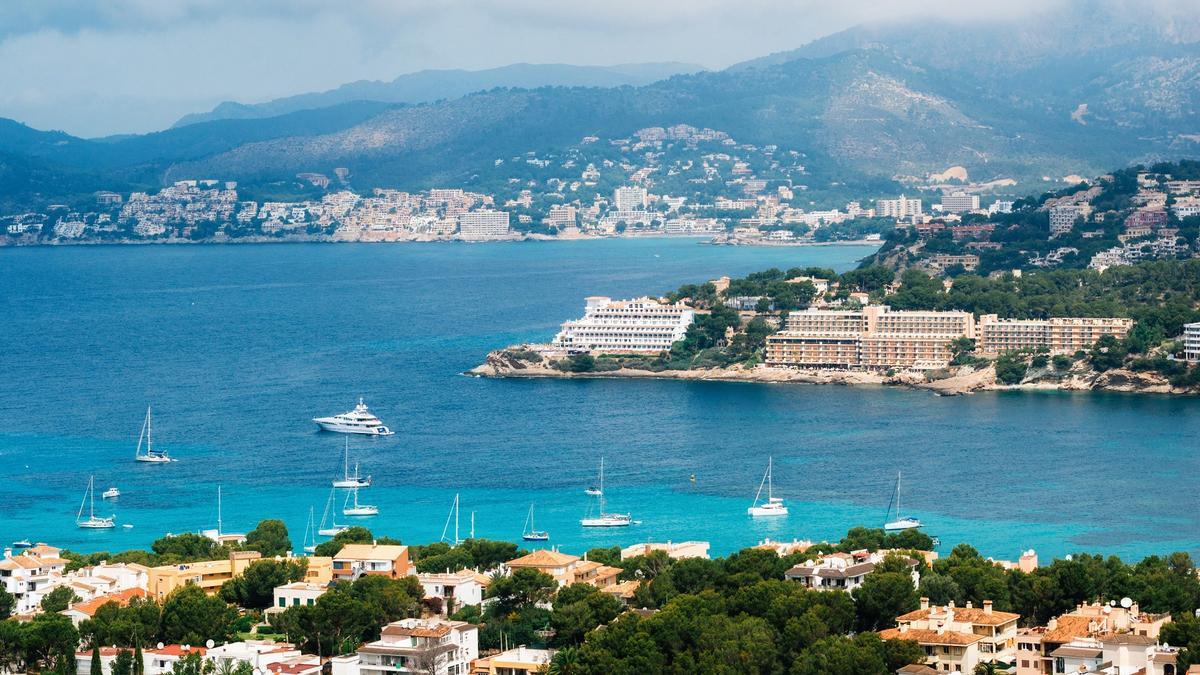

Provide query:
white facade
left=1050, top=204, right=1082, bottom=236
left=358, top=619, right=478, bottom=675
left=941, top=192, right=980, bottom=214
left=553, top=296, right=694, bottom=353
left=613, top=186, right=648, bottom=211
left=417, top=571, right=484, bottom=613
left=878, top=195, right=923, bottom=219
left=272, top=582, right=327, bottom=610
left=458, top=210, right=510, bottom=239
left=0, top=546, right=70, bottom=614
left=785, top=550, right=918, bottom=592
left=1184, top=322, right=1200, bottom=362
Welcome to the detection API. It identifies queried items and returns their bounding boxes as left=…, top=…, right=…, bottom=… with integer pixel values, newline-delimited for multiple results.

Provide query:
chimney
left=2, top=548, right=10, bottom=559
left=948, top=600, right=955, bottom=609
left=920, top=597, right=929, bottom=610
left=983, top=600, right=993, bottom=615
left=1047, top=618, right=1058, bottom=631
left=966, top=601, right=973, bottom=609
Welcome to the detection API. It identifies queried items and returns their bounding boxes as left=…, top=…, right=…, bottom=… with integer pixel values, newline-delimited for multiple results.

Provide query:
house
left=601, top=579, right=643, bottom=607
left=470, top=646, right=554, bottom=675
left=880, top=599, right=1020, bottom=673
left=149, top=551, right=262, bottom=599
left=143, top=645, right=208, bottom=675
left=785, top=550, right=918, bottom=592
left=207, top=640, right=304, bottom=672
left=1015, top=600, right=1172, bottom=675
left=418, top=570, right=486, bottom=614
left=333, top=544, right=411, bottom=581
left=505, top=550, right=621, bottom=589
left=620, top=541, right=710, bottom=560
left=0, top=545, right=70, bottom=614
left=358, top=618, right=479, bottom=675
left=1046, top=634, right=1178, bottom=675
left=61, top=588, right=147, bottom=626
left=269, top=582, right=327, bottom=613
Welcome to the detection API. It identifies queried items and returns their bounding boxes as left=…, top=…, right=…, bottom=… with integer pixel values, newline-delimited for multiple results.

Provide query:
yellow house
left=148, top=552, right=332, bottom=600
left=506, top=550, right=621, bottom=589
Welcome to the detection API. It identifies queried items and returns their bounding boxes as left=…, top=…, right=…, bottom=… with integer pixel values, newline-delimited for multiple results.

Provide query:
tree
left=313, top=526, right=374, bottom=558
left=853, top=565, right=920, bottom=631
left=41, top=586, right=81, bottom=613
left=243, top=519, right=292, bottom=557
left=585, top=547, right=621, bottom=567
left=1089, top=334, right=1128, bottom=371
left=919, top=573, right=962, bottom=606
left=110, top=650, right=136, bottom=675
left=220, top=558, right=307, bottom=609
left=0, top=587, right=14, bottom=619
left=21, top=614, right=80, bottom=674
left=151, top=533, right=220, bottom=562
left=91, top=644, right=104, bottom=675
left=551, top=584, right=623, bottom=645
left=994, top=353, right=1027, bottom=385
left=487, top=569, right=557, bottom=615
left=0, top=620, right=22, bottom=674
left=1161, top=612, right=1200, bottom=670
left=160, top=585, right=236, bottom=645
left=168, top=651, right=212, bottom=675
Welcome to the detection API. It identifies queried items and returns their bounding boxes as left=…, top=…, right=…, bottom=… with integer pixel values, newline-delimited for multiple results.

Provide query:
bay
left=1, top=240, right=1196, bottom=561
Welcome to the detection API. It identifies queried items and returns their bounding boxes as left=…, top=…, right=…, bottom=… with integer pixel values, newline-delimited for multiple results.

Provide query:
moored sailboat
left=332, top=439, right=371, bottom=488
left=581, top=458, right=632, bottom=527
left=317, top=489, right=348, bottom=536
left=522, top=503, right=549, bottom=541
left=134, top=406, right=173, bottom=463
left=342, top=488, right=378, bottom=516
left=747, top=457, right=788, bottom=517
left=883, top=471, right=922, bottom=531
left=77, top=476, right=116, bottom=529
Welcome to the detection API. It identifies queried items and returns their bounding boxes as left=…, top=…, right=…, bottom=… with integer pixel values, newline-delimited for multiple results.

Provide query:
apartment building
left=417, top=570, right=487, bottom=613
left=0, top=545, right=70, bottom=614
left=553, top=296, right=694, bottom=353
left=149, top=551, right=262, bottom=599
left=613, top=186, right=648, bottom=211
left=925, top=254, right=980, bottom=274
left=878, top=195, right=923, bottom=219
left=61, top=588, right=147, bottom=626
left=1184, top=322, right=1200, bottom=362
left=977, top=315, right=1133, bottom=356
left=941, top=192, right=980, bottom=214
left=785, top=550, right=918, bottom=592
left=470, top=646, right=554, bottom=675
left=270, top=582, right=327, bottom=611
left=332, top=544, right=411, bottom=582
left=765, top=306, right=975, bottom=370
left=1049, top=204, right=1084, bottom=237
left=620, top=541, right=710, bottom=560
left=1015, top=601, right=1171, bottom=675
left=458, top=210, right=510, bottom=240
left=880, top=599, right=1020, bottom=673
left=358, top=618, right=478, bottom=675
left=505, top=550, right=621, bottom=589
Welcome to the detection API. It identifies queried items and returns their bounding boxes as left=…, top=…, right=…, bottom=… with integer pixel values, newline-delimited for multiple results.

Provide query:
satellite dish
left=157, top=642, right=165, bottom=650
left=1120, top=597, right=1133, bottom=608
left=206, top=640, right=215, bottom=649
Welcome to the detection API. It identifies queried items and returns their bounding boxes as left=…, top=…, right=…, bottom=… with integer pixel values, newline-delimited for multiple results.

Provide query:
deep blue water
left=1, top=240, right=1197, bottom=562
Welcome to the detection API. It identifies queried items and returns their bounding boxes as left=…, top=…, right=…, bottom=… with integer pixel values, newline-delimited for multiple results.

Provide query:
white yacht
left=342, top=488, right=378, bottom=516
left=102, top=487, right=120, bottom=499
left=332, top=439, right=371, bottom=488
left=883, top=471, right=922, bottom=531
left=77, top=476, right=116, bottom=529
left=581, top=458, right=633, bottom=527
left=747, top=457, right=788, bottom=517
left=318, top=489, right=348, bottom=536
left=313, top=398, right=393, bottom=436
left=135, top=406, right=173, bottom=463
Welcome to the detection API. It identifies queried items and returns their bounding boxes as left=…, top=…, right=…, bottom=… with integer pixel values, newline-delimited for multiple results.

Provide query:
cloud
left=0, top=0, right=1145, bottom=137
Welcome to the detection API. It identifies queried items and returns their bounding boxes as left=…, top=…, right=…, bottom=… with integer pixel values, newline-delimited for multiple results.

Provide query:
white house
left=784, top=550, right=918, bottom=592
left=270, top=582, right=327, bottom=612
left=417, top=570, right=485, bottom=614
left=358, top=618, right=478, bottom=675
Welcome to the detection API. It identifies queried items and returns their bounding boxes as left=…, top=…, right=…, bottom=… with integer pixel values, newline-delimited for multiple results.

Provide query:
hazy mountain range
left=1, top=1, right=1198, bottom=210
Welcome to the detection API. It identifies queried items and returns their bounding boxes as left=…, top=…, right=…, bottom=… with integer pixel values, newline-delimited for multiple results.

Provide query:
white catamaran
left=884, top=471, right=922, bottom=531
left=317, top=488, right=348, bottom=536
left=77, top=476, right=116, bottom=529
left=342, top=487, right=379, bottom=516
left=522, top=503, right=549, bottom=541
left=747, top=456, right=788, bottom=517
left=134, top=405, right=173, bottom=463
left=332, top=438, right=371, bottom=488
left=581, top=458, right=632, bottom=527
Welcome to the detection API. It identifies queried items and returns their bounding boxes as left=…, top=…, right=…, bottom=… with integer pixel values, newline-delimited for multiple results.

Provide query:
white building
left=358, top=618, right=478, bottom=675
left=613, top=186, right=648, bottom=212
left=417, top=570, right=485, bottom=614
left=785, top=550, right=918, bottom=592
left=620, top=542, right=710, bottom=560
left=941, top=192, right=980, bottom=214
left=0, top=545, right=70, bottom=614
left=271, top=582, right=327, bottom=611
left=1183, top=322, right=1200, bottom=362
left=458, top=210, right=510, bottom=240
left=553, top=296, right=694, bottom=353
left=1050, top=204, right=1083, bottom=237
left=878, top=195, right=923, bottom=219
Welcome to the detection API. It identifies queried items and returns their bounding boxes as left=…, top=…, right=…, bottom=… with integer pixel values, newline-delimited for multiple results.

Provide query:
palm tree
left=547, top=647, right=582, bottom=675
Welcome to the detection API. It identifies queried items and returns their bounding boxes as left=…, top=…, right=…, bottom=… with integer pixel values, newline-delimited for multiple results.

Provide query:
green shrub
left=995, top=353, right=1027, bottom=385
left=1052, top=355, right=1072, bottom=371
left=1030, top=354, right=1049, bottom=369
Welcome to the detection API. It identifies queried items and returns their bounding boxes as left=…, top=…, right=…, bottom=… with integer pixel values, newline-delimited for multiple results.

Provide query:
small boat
left=318, top=489, right=348, bottom=536
left=581, top=458, right=632, bottom=527
left=134, top=406, right=173, bottom=463
left=522, top=503, right=549, bottom=541
left=11, top=539, right=32, bottom=549
left=77, top=476, right=116, bottom=529
left=342, top=488, right=378, bottom=516
left=883, top=471, right=922, bottom=531
left=747, top=457, right=788, bottom=517
left=313, top=398, right=394, bottom=436
left=302, top=506, right=317, bottom=554
left=102, top=487, right=120, bottom=499
left=332, top=438, right=371, bottom=488
left=584, top=486, right=603, bottom=497
left=122, top=524, right=134, bottom=529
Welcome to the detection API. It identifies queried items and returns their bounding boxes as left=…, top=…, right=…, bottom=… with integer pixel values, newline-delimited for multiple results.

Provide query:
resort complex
left=552, top=296, right=695, bottom=353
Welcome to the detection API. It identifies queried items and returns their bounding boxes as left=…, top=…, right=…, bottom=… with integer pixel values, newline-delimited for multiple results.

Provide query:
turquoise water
left=1, top=240, right=1197, bottom=562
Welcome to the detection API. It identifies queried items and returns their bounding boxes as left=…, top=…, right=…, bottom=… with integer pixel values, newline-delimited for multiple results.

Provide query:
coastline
left=470, top=347, right=1195, bottom=396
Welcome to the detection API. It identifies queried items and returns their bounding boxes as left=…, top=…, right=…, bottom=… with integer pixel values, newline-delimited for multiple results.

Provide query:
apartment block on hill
left=880, top=598, right=1020, bottom=673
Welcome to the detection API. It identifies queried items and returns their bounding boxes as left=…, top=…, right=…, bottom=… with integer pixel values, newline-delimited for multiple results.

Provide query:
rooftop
left=507, top=549, right=580, bottom=568
left=334, top=544, right=408, bottom=561
left=879, top=627, right=983, bottom=646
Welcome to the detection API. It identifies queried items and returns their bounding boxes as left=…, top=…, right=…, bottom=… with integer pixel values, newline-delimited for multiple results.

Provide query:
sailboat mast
left=146, top=406, right=152, bottom=454
left=89, top=476, right=96, bottom=519
left=217, top=485, right=223, bottom=536
left=599, top=458, right=606, bottom=514
left=896, top=472, right=901, bottom=518
left=767, top=457, right=774, bottom=500
left=454, top=494, right=460, bottom=545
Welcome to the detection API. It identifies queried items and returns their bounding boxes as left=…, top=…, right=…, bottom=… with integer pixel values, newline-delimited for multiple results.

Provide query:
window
left=278, top=598, right=286, bottom=607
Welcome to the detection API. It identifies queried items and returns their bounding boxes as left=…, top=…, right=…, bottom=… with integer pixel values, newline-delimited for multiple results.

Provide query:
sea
left=1, top=239, right=1197, bottom=562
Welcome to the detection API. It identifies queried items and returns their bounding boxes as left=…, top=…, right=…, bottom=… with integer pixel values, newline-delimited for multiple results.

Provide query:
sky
left=0, top=0, right=1070, bottom=138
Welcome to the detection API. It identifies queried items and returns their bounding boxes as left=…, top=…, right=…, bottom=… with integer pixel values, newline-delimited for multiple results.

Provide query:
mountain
left=171, top=62, right=704, bottom=128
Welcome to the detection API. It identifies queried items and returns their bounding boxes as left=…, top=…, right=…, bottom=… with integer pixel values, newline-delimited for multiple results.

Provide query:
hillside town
left=1, top=528, right=1196, bottom=675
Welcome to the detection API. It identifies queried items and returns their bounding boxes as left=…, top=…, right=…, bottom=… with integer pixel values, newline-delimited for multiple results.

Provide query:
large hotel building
left=553, top=296, right=695, bottom=353
left=765, top=306, right=1131, bottom=370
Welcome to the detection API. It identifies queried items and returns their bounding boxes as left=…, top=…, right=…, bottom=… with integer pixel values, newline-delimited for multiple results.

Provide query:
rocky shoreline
left=470, top=347, right=1196, bottom=396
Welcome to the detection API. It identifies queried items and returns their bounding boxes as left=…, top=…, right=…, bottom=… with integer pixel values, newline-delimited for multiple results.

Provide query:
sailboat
left=883, top=471, right=922, bottom=531
left=202, top=486, right=245, bottom=542
left=581, top=458, right=632, bottom=527
left=342, top=487, right=378, bottom=516
left=317, top=488, right=348, bottom=536
left=522, top=503, right=549, bottom=541
left=747, top=457, right=788, bottom=517
left=76, top=476, right=116, bottom=529
left=134, top=406, right=173, bottom=463
left=332, top=438, right=371, bottom=488
left=302, top=506, right=317, bottom=553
